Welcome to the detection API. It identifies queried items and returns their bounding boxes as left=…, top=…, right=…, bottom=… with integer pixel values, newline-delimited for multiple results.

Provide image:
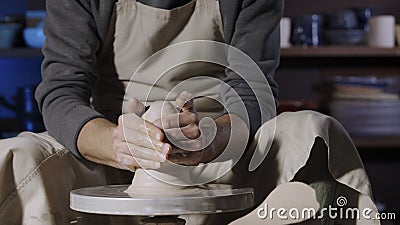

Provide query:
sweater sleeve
left=221, top=0, right=283, bottom=138
left=35, top=0, right=105, bottom=157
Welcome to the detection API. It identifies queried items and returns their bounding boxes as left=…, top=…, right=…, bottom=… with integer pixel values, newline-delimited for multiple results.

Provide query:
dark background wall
left=0, top=0, right=26, bottom=16
left=0, top=0, right=43, bottom=118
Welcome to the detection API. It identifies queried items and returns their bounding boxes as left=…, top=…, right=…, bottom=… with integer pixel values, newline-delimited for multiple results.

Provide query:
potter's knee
left=0, top=132, right=65, bottom=167
left=301, top=110, right=343, bottom=130
left=285, top=110, right=328, bottom=121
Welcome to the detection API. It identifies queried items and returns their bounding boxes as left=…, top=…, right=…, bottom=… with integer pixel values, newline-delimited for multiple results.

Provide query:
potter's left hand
left=153, top=92, right=249, bottom=166
left=164, top=113, right=247, bottom=166
left=153, top=91, right=202, bottom=165
left=154, top=91, right=200, bottom=141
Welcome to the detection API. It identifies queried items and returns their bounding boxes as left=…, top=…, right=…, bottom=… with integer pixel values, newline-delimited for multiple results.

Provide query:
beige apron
left=93, top=0, right=226, bottom=121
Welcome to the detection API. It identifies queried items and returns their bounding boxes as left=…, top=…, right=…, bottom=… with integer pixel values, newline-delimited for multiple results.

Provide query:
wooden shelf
left=281, top=46, right=400, bottom=58
left=0, top=48, right=43, bottom=58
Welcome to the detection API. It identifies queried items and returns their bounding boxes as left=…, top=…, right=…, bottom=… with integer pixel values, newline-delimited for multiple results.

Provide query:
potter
left=0, top=0, right=380, bottom=223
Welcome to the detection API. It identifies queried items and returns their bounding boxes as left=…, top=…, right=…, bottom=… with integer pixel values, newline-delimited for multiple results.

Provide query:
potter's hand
left=112, top=98, right=171, bottom=171
left=154, top=91, right=200, bottom=141
left=152, top=91, right=204, bottom=165
left=168, top=113, right=249, bottom=165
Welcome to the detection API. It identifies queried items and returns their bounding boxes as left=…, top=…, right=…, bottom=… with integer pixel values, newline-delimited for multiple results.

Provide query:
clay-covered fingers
left=113, top=141, right=167, bottom=162
left=127, top=98, right=146, bottom=116
left=115, top=151, right=162, bottom=170
left=176, top=91, right=195, bottom=112
left=153, top=111, right=198, bottom=130
left=164, top=123, right=201, bottom=141
left=119, top=113, right=164, bottom=141
left=113, top=124, right=170, bottom=156
left=153, top=111, right=200, bottom=142
left=113, top=140, right=166, bottom=170
left=112, top=113, right=172, bottom=170
left=112, top=134, right=167, bottom=170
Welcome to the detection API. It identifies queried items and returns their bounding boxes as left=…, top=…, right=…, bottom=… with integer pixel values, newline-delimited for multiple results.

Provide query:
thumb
left=128, top=98, right=146, bottom=116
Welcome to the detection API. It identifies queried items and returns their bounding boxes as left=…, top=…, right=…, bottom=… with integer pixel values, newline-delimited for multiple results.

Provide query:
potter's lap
left=256, top=110, right=342, bottom=139
left=0, top=131, right=67, bottom=168
left=275, top=110, right=337, bottom=127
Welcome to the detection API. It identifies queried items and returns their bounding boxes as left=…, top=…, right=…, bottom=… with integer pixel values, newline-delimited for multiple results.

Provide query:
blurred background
left=0, top=0, right=45, bottom=136
left=0, top=0, right=399, bottom=224
left=277, top=1, right=400, bottom=224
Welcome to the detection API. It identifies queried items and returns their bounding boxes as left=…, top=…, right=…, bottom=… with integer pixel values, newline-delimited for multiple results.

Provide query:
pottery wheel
left=70, top=184, right=254, bottom=216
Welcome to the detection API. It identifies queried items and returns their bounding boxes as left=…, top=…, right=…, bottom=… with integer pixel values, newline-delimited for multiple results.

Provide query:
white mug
left=368, top=15, right=395, bottom=48
left=280, top=17, right=291, bottom=48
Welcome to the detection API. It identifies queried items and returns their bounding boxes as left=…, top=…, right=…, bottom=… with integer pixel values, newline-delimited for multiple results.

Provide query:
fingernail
left=156, top=132, right=162, bottom=140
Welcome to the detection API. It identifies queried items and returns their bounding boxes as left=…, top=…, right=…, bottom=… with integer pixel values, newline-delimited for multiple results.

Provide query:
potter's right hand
left=112, top=98, right=171, bottom=171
